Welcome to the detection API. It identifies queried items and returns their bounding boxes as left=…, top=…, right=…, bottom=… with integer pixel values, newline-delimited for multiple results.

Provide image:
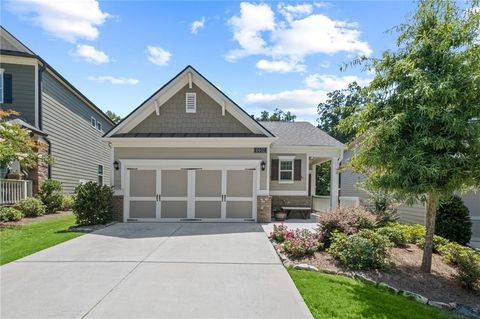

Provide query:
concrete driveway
left=1, top=223, right=312, bottom=319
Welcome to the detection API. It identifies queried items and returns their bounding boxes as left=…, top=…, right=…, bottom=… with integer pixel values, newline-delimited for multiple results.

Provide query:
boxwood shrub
left=37, top=179, right=63, bottom=214
left=15, top=197, right=45, bottom=217
left=0, top=206, right=23, bottom=222
left=435, top=195, right=472, bottom=245
left=73, top=182, right=113, bottom=226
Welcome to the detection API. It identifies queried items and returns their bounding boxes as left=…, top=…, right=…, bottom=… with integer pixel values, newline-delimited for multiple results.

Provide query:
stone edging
left=271, top=241, right=480, bottom=319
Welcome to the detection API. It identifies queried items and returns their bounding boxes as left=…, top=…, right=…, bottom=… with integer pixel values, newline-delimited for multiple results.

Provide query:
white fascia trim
left=103, top=137, right=276, bottom=148
left=0, top=55, right=38, bottom=66
left=269, top=190, right=309, bottom=196
left=278, top=155, right=295, bottom=161
left=271, top=146, right=343, bottom=158
left=106, top=67, right=274, bottom=138
left=120, top=159, right=261, bottom=168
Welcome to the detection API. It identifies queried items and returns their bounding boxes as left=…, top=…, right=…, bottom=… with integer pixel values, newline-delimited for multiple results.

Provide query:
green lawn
left=0, top=214, right=83, bottom=265
left=289, top=269, right=461, bottom=319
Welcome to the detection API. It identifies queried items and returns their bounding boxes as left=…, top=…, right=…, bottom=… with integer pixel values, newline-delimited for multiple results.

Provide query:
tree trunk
left=420, top=192, right=439, bottom=273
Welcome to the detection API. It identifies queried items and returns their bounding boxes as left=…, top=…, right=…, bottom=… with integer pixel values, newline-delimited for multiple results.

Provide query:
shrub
left=416, top=235, right=450, bottom=253
left=270, top=224, right=294, bottom=243
left=15, top=197, right=45, bottom=217
left=437, top=242, right=480, bottom=289
left=73, top=181, right=113, bottom=225
left=317, top=207, right=377, bottom=247
left=376, top=226, right=407, bottom=247
left=363, top=189, right=399, bottom=226
left=0, top=206, right=23, bottom=222
left=387, top=223, right=426, bottom=244
left=61, top=195, right=75, bottom=211
left=283, top=229, right=323, bottom=257
left=328, top=230, right=393, bottom=270
left=435, top=195, right=472, bottom=245
left=37, top=179, right=63, bottom=214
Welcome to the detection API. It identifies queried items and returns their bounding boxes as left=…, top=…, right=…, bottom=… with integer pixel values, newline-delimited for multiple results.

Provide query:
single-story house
left=103, top=66, right=344, bottom=223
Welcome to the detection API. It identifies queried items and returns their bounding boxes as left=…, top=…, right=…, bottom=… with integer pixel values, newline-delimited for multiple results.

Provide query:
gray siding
left=130, top=84, right=252, bottom=134
left=114, top=147, right=267, bottom=190
left=0, top=62, right=36, bottom=125
left=340, top=150, right=368, bottom=198
left=42, top=72, right=113, bottom=193
left=270, top=153, right=308, bottom=192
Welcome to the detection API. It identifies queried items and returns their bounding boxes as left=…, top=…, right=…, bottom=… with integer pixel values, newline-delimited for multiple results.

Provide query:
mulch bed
left=0, top=210, right=73, bottom=228
left=290, top=244, right=480, bottom=309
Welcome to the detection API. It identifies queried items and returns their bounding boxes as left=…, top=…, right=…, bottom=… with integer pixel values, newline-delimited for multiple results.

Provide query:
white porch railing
left=312, top=195, right=360, bottom=212
left=0, top=179, right=33, bottom=205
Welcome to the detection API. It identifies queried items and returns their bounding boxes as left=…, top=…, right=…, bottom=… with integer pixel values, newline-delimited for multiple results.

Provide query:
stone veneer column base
left=257, top=195, right=272, bottom=223
left=112, top=195, right=124, bottom=222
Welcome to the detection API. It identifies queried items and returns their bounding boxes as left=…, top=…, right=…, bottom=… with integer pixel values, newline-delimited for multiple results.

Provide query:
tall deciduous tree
left=257, top=108, right=296, bottom=122
left=106, top=110, right=122, bottom=124
left=342, top=0, right=480, bottom=272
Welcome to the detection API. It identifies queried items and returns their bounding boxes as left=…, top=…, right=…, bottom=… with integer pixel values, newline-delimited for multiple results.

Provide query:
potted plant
left=273, top=206, right=287, bottom=221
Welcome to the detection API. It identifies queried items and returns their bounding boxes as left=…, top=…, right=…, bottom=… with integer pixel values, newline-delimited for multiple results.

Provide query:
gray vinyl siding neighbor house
left=0, top=26, right=114, bottom=194
left=340, top=148, right=480, bottom=248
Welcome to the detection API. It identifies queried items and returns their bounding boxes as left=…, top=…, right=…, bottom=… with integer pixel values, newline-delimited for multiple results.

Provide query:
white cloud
left=72, top=44, right=109, bottom=64
left=226, top=2, right=372, bottom=73
left=256, top=59, right=306, bottom=73
left=304, top=74, right=370, bottom=90
left=88, top=76, right=139, bottom=85
left=191, top=17, right=205, bottom=34
left=7, top=0, right=110, bottom=42
left=147, top=46, right=171, bottom=66
left=226, top=2, right=275, bottom=61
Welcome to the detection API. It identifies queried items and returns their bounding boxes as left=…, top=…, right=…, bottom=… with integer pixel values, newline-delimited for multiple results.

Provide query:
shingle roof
left=259, top=121, right=344, bottom=148
left=111, top=132, right=267, bottom=138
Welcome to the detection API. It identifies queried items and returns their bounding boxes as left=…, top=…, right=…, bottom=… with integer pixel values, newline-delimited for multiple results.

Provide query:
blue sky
left=1, top=0, right=416, bottom=123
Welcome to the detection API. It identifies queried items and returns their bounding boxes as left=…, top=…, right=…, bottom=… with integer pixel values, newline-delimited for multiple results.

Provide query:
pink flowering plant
left=283, top=229, right=323, bottom=257
left=270, top=223, right=295, bottom=243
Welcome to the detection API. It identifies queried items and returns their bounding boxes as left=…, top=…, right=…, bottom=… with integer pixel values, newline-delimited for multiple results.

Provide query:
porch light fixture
left=113, top=161, right=119, bottom=171
left=261, top=161, right=266, bottom=171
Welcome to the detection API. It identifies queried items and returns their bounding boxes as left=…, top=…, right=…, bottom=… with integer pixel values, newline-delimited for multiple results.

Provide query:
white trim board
left=105, top=137, right=276, bottom=148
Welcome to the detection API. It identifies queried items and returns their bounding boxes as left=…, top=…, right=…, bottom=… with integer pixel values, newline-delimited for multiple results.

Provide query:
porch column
left=310, top=164, right=317, bottom=196
left=330, top=157, right=339, bottom=210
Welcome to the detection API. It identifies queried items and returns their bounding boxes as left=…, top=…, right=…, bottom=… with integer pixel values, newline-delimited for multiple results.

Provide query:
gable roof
left=104, top=65, right=275, bottom=138
left=260, top=121, right=344, bottom=148
left=0, top=26, right=114, bottom=127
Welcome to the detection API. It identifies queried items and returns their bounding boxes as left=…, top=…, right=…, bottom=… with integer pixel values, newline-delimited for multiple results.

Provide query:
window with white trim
left=98, top=165, right=104, bottom=185
left=279, top=156, right=294, bottom=183
left=0, top=69, right=4, bottom=104
left=186, top=92, right=196, bottom=113
left=96, top=121, right=102, bottom=132
left=91, top=117, right=96, bottom=128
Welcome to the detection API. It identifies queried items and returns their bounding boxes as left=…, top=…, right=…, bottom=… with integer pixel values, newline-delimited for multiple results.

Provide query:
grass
left=289, top=269, right=462, bottom=319
left=0, top=214, right=83, bottom=265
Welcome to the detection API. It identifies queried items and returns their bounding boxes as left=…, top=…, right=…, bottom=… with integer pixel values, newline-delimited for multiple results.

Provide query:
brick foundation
left=28, top=138, right=49, bottom=194
left=257, top=195, right=272, bottom=223
left=112, top=195, right=124, bottom=222
left=272, top=196, right=312, bottom=208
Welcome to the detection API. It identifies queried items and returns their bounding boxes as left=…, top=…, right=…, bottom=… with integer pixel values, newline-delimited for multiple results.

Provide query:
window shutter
left=4, top=73, right=13, bottom=103
left=271, top=159, right=279, bottom=181
left=294, top=159, right=301, bottom=181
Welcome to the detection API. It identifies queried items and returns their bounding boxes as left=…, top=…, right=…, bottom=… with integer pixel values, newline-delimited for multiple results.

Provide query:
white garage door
left=125, top=161, right=257, bottom=222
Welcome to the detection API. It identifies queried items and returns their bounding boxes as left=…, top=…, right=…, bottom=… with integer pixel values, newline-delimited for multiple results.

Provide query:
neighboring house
left=340, top=148, right=480, bottom=248
left=103, top=65, right=344, bottom=223
left=0, top=26, right=114, bottom=196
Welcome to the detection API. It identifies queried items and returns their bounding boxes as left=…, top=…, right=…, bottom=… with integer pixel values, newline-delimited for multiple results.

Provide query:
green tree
left=106, top=110, right=121, bottom=124
left=342, top=0, right=480, bottom=272
left=317, top=82, right=365, bottom=144
left=257, top=108, right=296, bottom=122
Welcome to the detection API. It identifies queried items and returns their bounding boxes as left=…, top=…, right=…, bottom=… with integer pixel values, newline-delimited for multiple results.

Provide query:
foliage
left=37, top=180, right=63, bottom=214
left=73, top=181, right=113, bottom=225
left=270, top=223, right=294, bottom=243
left=363, top=189, right=399, bottom=226
left=340, top=0, right=480, bottom=272
left=0, top=214, right=82, bottom=265
left=106, top=110, right=122, bottom=124
left=0, top=109, right=43, bottom=169
left=317, top=207, right=377, bottom=247
left=61, top=195, right=75, bottom=211
left=256, top=108, right=296, bottom=122
left=437, top=241, right=480, bottom=290
left=387, top=223, right=426, bottom=244
left=317, top=82, right=365, bottom=144
left=15, top=197, right=45, bottom=217
left=328, top=230, right=393, bottom=270
left=435, top=195, right=472, bottom=245
left=416, top=235, right=450, bottom=253
left=376, top=226, right=407, bottom=247
left=283, top=229, right=323, bottom=257
left=0, top=206, right=23, bottom=222
left=315, top=162, right=330, bottom=196
left=289, top=270, right=460, bottom=319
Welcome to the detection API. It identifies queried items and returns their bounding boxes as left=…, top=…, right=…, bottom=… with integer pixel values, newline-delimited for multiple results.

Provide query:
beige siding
left=114, top=147, right=267, bottom=190
left=42, top=72, right=112, bottom=193
left=130, top=84, right=252, bottom=134
left=270, top=153, right=308, bottom=192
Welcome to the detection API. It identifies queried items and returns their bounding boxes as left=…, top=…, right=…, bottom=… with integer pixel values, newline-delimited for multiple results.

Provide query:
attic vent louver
left=186, top=92, right=196, bottom=113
